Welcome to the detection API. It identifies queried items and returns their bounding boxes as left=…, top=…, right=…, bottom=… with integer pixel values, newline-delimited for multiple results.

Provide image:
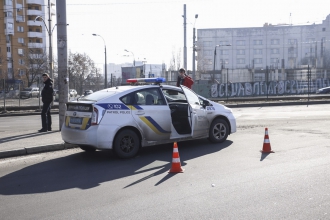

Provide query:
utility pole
left=48, top=0, right=53, bottom=79
left=56, top=0, right=69, bottom=130
left=266, top=66, right=269, bottom=101
left=183, top=4, right=187, bottom=70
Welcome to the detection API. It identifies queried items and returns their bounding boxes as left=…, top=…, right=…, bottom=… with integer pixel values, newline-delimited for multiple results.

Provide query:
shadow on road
left=0, top=131, right=60, bottom=144
left=0, top=139, right=233, bottom=195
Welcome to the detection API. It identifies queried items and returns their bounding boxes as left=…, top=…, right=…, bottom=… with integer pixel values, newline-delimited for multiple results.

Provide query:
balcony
left=27, top=0, right=43, bottom=4
left=27, top=9, right=43, bottom=16
left=28, top=42, right=44, bottom=48
left=27, top=32, right=44, bottom=38
left=28, top=20, right=43, bottom=27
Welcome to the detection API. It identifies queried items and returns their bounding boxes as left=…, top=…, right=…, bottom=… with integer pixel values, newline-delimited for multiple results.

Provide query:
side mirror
left=202, top=100, right=211, bottom=108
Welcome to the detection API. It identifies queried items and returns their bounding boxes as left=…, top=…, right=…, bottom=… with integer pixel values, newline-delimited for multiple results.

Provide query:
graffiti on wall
left=211, top=78, right=330, bottom=98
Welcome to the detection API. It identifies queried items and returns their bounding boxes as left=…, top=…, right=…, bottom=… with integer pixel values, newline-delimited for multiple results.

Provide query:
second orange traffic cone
left=261, top=128, right=274, bottom=153
left=169, top=142, right=184, bottom=173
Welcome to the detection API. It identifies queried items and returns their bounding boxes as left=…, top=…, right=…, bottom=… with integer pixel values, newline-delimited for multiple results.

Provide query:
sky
left=60, top=0, right=330, bottom=73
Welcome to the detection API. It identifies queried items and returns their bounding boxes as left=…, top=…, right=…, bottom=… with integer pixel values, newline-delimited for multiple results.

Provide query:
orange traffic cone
left=169, top=142, right=184, bottom=173
left=261, top=128, right=274, bottom=153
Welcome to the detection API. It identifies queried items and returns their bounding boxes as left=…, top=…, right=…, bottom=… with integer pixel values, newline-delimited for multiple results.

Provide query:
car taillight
left=91, top=107, right=98, bottom=125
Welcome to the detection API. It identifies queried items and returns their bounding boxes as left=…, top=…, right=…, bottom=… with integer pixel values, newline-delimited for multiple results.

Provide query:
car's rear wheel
left=113, top=129, right=140, bottom=159
left=208, top=118, right=229, bottom=143
left=79, top=145, right=96, bottom=152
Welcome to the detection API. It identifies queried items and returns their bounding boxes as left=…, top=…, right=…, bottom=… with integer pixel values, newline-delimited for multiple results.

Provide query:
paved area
left=0, top=97, right=329, bottom=159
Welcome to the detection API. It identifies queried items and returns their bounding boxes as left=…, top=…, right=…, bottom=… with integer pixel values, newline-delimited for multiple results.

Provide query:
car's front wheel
left=113, top=129, right=140, bottom=159
left=208, top=118, right=229, bottom=143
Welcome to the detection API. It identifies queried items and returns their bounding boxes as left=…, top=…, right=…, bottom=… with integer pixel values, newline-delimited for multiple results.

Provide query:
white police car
left=61, top=78, right=236, bottom=158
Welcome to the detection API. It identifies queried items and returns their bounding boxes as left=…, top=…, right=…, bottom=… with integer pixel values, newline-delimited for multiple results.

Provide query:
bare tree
left=21, top=47, right=49, bottom=87
left=168, top=46, right=182, bottom=71
left=68, top=52, right=100, bottom=94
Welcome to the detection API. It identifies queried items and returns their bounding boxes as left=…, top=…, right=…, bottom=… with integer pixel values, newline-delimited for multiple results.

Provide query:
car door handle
left=207, top=111, right=213, bottom=114
left=135, top=111, right=145, bottom=115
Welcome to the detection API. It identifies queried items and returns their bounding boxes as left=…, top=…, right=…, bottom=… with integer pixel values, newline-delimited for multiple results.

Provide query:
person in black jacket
left=38, top=73, right=54, bottom=132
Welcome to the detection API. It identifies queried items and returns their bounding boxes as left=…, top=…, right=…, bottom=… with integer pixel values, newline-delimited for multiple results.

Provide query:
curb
left=224, top=100, right=330, bottom=108
left=0, top=143, right=78, bottom=159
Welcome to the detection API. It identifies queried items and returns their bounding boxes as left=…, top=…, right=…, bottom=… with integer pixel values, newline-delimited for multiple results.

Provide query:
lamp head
left=195, top=14, right=198, bottom=19
left=92, top=34, right=97, bottom=36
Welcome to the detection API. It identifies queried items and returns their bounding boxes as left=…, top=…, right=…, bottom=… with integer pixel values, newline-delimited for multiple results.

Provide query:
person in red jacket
left=176, top=68, right=194, bottom=89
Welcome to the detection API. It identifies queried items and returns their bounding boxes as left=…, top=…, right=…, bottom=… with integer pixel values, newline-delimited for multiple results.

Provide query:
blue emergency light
left=126, top=78, right=166, bottom=84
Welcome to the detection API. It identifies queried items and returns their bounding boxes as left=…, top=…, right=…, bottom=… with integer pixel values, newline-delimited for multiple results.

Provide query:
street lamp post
left=34, top=16, right=56, bottom=79
left=213, top=44, right=231, bottom=83
left=124, top=49, right=135, bottom=66
left=192, top=14, right=198, bottom=81
left=93, top=34, right=107, bottom=88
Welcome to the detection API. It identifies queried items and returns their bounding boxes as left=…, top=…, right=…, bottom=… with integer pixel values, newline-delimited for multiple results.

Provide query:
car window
left=121, top=88, right=166, bottom=106
left=181, top=86, right=201, bottom=105
left=162, top=89, right=187, bottom=103
left=78, top=90, right=117, bottom=101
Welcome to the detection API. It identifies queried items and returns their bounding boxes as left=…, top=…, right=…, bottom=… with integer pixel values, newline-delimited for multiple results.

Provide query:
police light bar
left=126, top=78, right=166, bottom=84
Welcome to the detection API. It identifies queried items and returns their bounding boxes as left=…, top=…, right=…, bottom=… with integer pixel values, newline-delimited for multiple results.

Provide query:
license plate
left=70, top=117, right=83, bottom=125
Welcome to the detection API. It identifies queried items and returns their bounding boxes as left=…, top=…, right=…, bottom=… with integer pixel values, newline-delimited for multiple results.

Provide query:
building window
left=253, top=40, right=263, bottom=45
left=35, top=6, right=40, bottom=10
left=18, top=38, right=24, bottom=43
left=323, top=28, right=326, bottom=31
left=288, top=39, right=297, bottom=45
left=4, top=11, right=13, bottom=17
left=271, top=48, right=280, bottom=54
left=270, top=58, right=279, bottom=64
left=253, top=49, right=262, bottom=55
left=19, top=59, right=25, bottom=65
left=254, top=58, right=262, bottom=64
left=219, top=41, right=230, bottom=46
left=271, top=39, right=280, bottom=45
left=236, top=40, right=245, bottom=46
left=19, top=69, right=25, bottom=76
left=36, top=39, right=41, bottom=43
left=220, top=59, right=229, bottom=66
left=236, top=49, right=245, bottom=55
left=18, top=49, right=24, bottom=55
left=36, top=28, right=40, bottom=32
left=4, top=0, right=12, bottom=6
left=237, top=58, right=245, bottom=64
left=17, top=26, right=24, bottom=32
left=7, top=47, right=10, bottom=52
left=203, top=41, right=212, bottom=47
left=7, top=23, right=13, bottom=30
left=307, top=38, right=315, bottom=43
left=220, top=50, right=229, bottom=55
left=17, top=15, right=24, bottom=22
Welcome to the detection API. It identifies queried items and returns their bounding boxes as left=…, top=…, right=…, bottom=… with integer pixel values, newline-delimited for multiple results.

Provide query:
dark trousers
left=41, top=102, right=52, bottom=130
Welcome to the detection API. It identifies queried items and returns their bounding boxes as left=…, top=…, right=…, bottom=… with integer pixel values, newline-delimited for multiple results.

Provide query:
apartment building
left=196, top=14, right=330, bottom=72
left=0, top=0, right=55, bottom=88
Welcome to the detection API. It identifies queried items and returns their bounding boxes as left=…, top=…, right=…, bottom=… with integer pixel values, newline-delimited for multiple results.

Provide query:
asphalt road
left=0, top=104, right=329, bottom=219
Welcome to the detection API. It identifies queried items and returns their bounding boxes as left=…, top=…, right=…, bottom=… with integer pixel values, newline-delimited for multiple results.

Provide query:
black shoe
left=48, top=128, right=52, bottom=131
left=38, top=129, right=48, bottom=132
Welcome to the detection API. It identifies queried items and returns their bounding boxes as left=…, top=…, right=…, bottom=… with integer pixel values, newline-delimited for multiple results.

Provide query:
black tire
left=113, top=129, right=140, bottom=159
left=79, top=145, right=96, bottom=152
left=208, top=118, right=229, bottom=143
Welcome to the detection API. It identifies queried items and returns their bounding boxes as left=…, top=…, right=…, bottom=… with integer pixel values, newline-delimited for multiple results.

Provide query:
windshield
left=79, top=90, right=117, bottom=101
left=23, top=88, right=32, bottom=91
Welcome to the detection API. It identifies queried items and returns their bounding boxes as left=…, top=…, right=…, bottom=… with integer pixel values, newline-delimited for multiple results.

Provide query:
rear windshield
left=79, top=90, right=117, bottom=101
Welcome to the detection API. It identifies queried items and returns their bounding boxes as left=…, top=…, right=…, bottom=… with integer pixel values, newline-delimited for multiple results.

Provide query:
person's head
left=179, top=68, right=186, bottom=78
left=42, top=73, right=49, bottom=82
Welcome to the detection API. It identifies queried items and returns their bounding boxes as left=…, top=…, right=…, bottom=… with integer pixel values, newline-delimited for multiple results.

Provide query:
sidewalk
left=0, top=97, right=329, bottom=159
left=0, top=120, right=78, bottom=159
